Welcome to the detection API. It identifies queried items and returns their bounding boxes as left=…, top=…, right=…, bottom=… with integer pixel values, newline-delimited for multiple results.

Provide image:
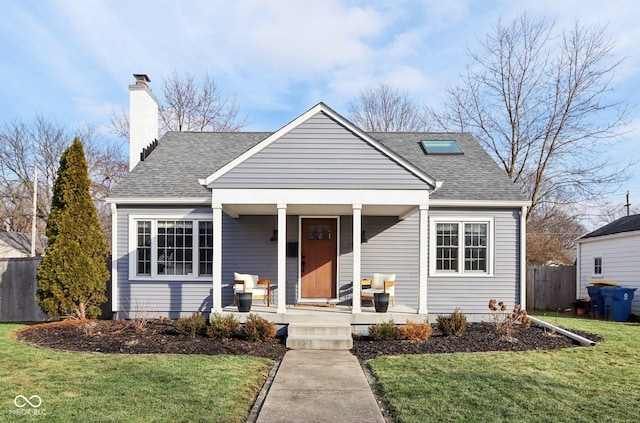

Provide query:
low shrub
left=240, top=314, right=276, bottom=341
left=207, top=313, right=240, bottom=339
left=369, top=320, right=401, bottom=340
left=399, top=320, right=432, bottom=340
left=488, top=299, right=531, bottom=341
left=174, top=312, right=207, bottom=337
left=436, top=309, right=468, bottom=336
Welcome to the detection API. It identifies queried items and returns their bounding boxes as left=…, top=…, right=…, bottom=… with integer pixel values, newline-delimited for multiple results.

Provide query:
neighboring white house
left=576, top=214, right=640, bottom=315
left=0, top=230, right=46, bottom=258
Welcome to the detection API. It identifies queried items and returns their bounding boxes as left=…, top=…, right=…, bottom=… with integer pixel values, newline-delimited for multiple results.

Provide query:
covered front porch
left=209, top=189, right=431, bottom=316
left=222, top=303, right=419, bottom=325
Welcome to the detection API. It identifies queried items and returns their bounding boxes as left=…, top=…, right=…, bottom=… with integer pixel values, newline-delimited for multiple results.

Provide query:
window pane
left=136, top=221, right=152, bottom=275
left=594, top=257, right=602, bottom=274
left=199, top=221, right=213, bottom=276
left=464, top=223, right=487, bottom=272
left=436, top=223, right=459, bottom=271
left=157, top=221, right=193, bottom=275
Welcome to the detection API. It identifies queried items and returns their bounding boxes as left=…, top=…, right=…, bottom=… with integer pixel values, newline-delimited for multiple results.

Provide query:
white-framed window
left=129, top=215, right=213, bottom=280
left=594, top=257, right=602, bottom=275
left=430, top=217, right=494, bottom=276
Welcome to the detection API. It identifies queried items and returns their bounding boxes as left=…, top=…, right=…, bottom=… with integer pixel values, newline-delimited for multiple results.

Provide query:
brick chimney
left=129, top=74, right=159, bottom=171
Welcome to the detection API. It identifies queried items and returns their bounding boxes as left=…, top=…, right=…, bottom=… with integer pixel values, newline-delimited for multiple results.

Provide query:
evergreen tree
left=37, top=138, right=109, bottom=319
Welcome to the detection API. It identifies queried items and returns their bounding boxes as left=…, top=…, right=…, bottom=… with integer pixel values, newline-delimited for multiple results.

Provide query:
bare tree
left=160, top=70, right=248, bottom=132
left=108, top=107, right=130, bottom=139
left=349, top=83, right=427, bottom=132
left=108, top=71, right=248, bottom=138
left=427, top=13, right=633, bottom=219
left=0, top=116, right=127, bottom=247
left=527, top=205, right=585, bottom=265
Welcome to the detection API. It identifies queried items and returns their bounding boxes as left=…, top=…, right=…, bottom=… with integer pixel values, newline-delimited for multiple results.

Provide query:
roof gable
left=200, top=103, right=437, bottom=189
left=108, top=103, right=528, bottom=204
left=581, top=214, right=640, bottom=239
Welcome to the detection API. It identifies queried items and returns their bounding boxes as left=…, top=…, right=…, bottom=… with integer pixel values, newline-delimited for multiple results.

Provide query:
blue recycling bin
left=600, top=286, right=637, bottom=322
left=587, top=285, right=606, bottom=319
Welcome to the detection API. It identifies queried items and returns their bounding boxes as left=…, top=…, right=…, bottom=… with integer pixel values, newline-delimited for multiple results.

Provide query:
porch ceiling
left=222, top=203, right=418, bottom=218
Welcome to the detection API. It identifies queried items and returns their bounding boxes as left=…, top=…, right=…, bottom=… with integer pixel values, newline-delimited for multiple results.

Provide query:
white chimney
left=129, top=74, right=159, bottom=171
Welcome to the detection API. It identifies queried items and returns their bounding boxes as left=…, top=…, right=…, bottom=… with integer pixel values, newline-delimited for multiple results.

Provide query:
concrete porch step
left=286, top=323, right=353, bottom=350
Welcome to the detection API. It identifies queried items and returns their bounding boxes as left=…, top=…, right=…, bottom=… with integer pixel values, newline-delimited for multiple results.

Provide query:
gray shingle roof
left=111, top=132, right=271, bottom=199
left=110, top=130, right=527, bottom=203
left=372, top=132, right=527, bottom=201
left=580, top=214, right=640, bottom=239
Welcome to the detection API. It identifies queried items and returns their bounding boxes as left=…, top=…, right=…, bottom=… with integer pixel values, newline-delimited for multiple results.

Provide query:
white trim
left=212, top=205, right=223, bottom=313
left=298, top=216, right=340, bottom=302
left=127, top=213, right=213, bottom=282
left=418, top=204, right=429, bottom=314
left=429, top=199, right=530, bottom=208
left=212, top=188, right=429, bottom=206
left=111, top=203, right=118, bottom=313
left=429, top=216, right=495, bottom=277
left=107, top=197, right=210, bottom=205
left=277, top=204, right=287, bottom=314
left=577, top=230, right=640, bottom=244
left=200, top=102, right=438, bottom=188
left=352, top=205, right=362, bottom=314
left=576, top=242, right=581, bottom=299
left=520, top=205, right=527, bottom=309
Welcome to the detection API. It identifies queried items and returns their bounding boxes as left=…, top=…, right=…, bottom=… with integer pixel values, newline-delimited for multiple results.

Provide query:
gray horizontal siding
left=337, top=215, right=420, bottom=307
left=115, top=205, right=521, bottom=316
left=116, top=209, right=298, bottom=316
left=213, top=112, right=428, bottom=189
left=427, top=209, right=521, bottom=314
left=361, top=215, right=420, bottom=308
left=115, top=206, right=215, bottom=318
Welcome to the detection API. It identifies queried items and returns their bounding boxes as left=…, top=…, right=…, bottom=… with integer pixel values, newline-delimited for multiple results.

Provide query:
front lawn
left=369, top=314, right=640, bottom=422
left=0, top=323, right=273, bottom=422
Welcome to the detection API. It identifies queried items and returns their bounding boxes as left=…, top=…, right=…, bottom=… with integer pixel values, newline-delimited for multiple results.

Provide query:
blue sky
left=1, top=0, right=639, bottom=225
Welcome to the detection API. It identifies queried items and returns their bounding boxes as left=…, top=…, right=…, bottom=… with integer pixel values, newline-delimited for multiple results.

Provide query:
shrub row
left=368, top=319, right=433, bottom=341
left=174, top=312, right=276, bottom=341
left=367, top=309, right=469, bottom=340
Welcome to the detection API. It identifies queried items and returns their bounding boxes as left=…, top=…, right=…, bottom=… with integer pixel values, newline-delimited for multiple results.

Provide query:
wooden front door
left=301, top=218, right=337, bottom=298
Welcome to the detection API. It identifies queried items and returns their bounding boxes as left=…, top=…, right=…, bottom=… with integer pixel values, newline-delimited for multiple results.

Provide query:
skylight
left=420, top=140, right=463, bottom=155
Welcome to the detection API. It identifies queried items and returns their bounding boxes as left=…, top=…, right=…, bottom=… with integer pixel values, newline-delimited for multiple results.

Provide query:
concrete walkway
left=256, top=350, right=386, bottom=423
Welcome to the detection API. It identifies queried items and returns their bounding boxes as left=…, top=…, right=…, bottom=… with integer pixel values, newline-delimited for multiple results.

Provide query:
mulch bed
left=15, top=319, right=288, bottom=361
left=351, top=322, right=602, bottom=361
left=15, top=319, right=602, bottom=362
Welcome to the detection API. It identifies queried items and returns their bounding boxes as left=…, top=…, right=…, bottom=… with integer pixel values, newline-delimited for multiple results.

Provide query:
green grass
left=369, top=314, right=640, bottom=423
left=0, top=323, right=273, bottom=422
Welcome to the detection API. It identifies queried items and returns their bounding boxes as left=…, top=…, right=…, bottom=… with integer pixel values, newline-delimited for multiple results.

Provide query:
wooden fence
left=0, top=256, right=112, bottom=322
left=0, top=257, right=49, bottom=322
left=526, top=265, right=576, bottom=311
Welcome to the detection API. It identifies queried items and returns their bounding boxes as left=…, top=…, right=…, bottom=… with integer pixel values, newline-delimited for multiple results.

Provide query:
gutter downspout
left=529, top=316, right=596, bottom=346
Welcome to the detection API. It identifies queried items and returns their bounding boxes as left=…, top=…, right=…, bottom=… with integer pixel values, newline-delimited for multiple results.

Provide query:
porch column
left=212, top=202, right=223, bottom=313
left=277, top=204, right=287, bottom=314
left=418, top=204, right=429, bottom=315
left=352, top=204, right=362, bottom=314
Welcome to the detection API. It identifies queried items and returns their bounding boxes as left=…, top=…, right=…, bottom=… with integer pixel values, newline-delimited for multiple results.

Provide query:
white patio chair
left=361, top=273, right=396, bottom=306
left=233, top=272, right=271, bottom=306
